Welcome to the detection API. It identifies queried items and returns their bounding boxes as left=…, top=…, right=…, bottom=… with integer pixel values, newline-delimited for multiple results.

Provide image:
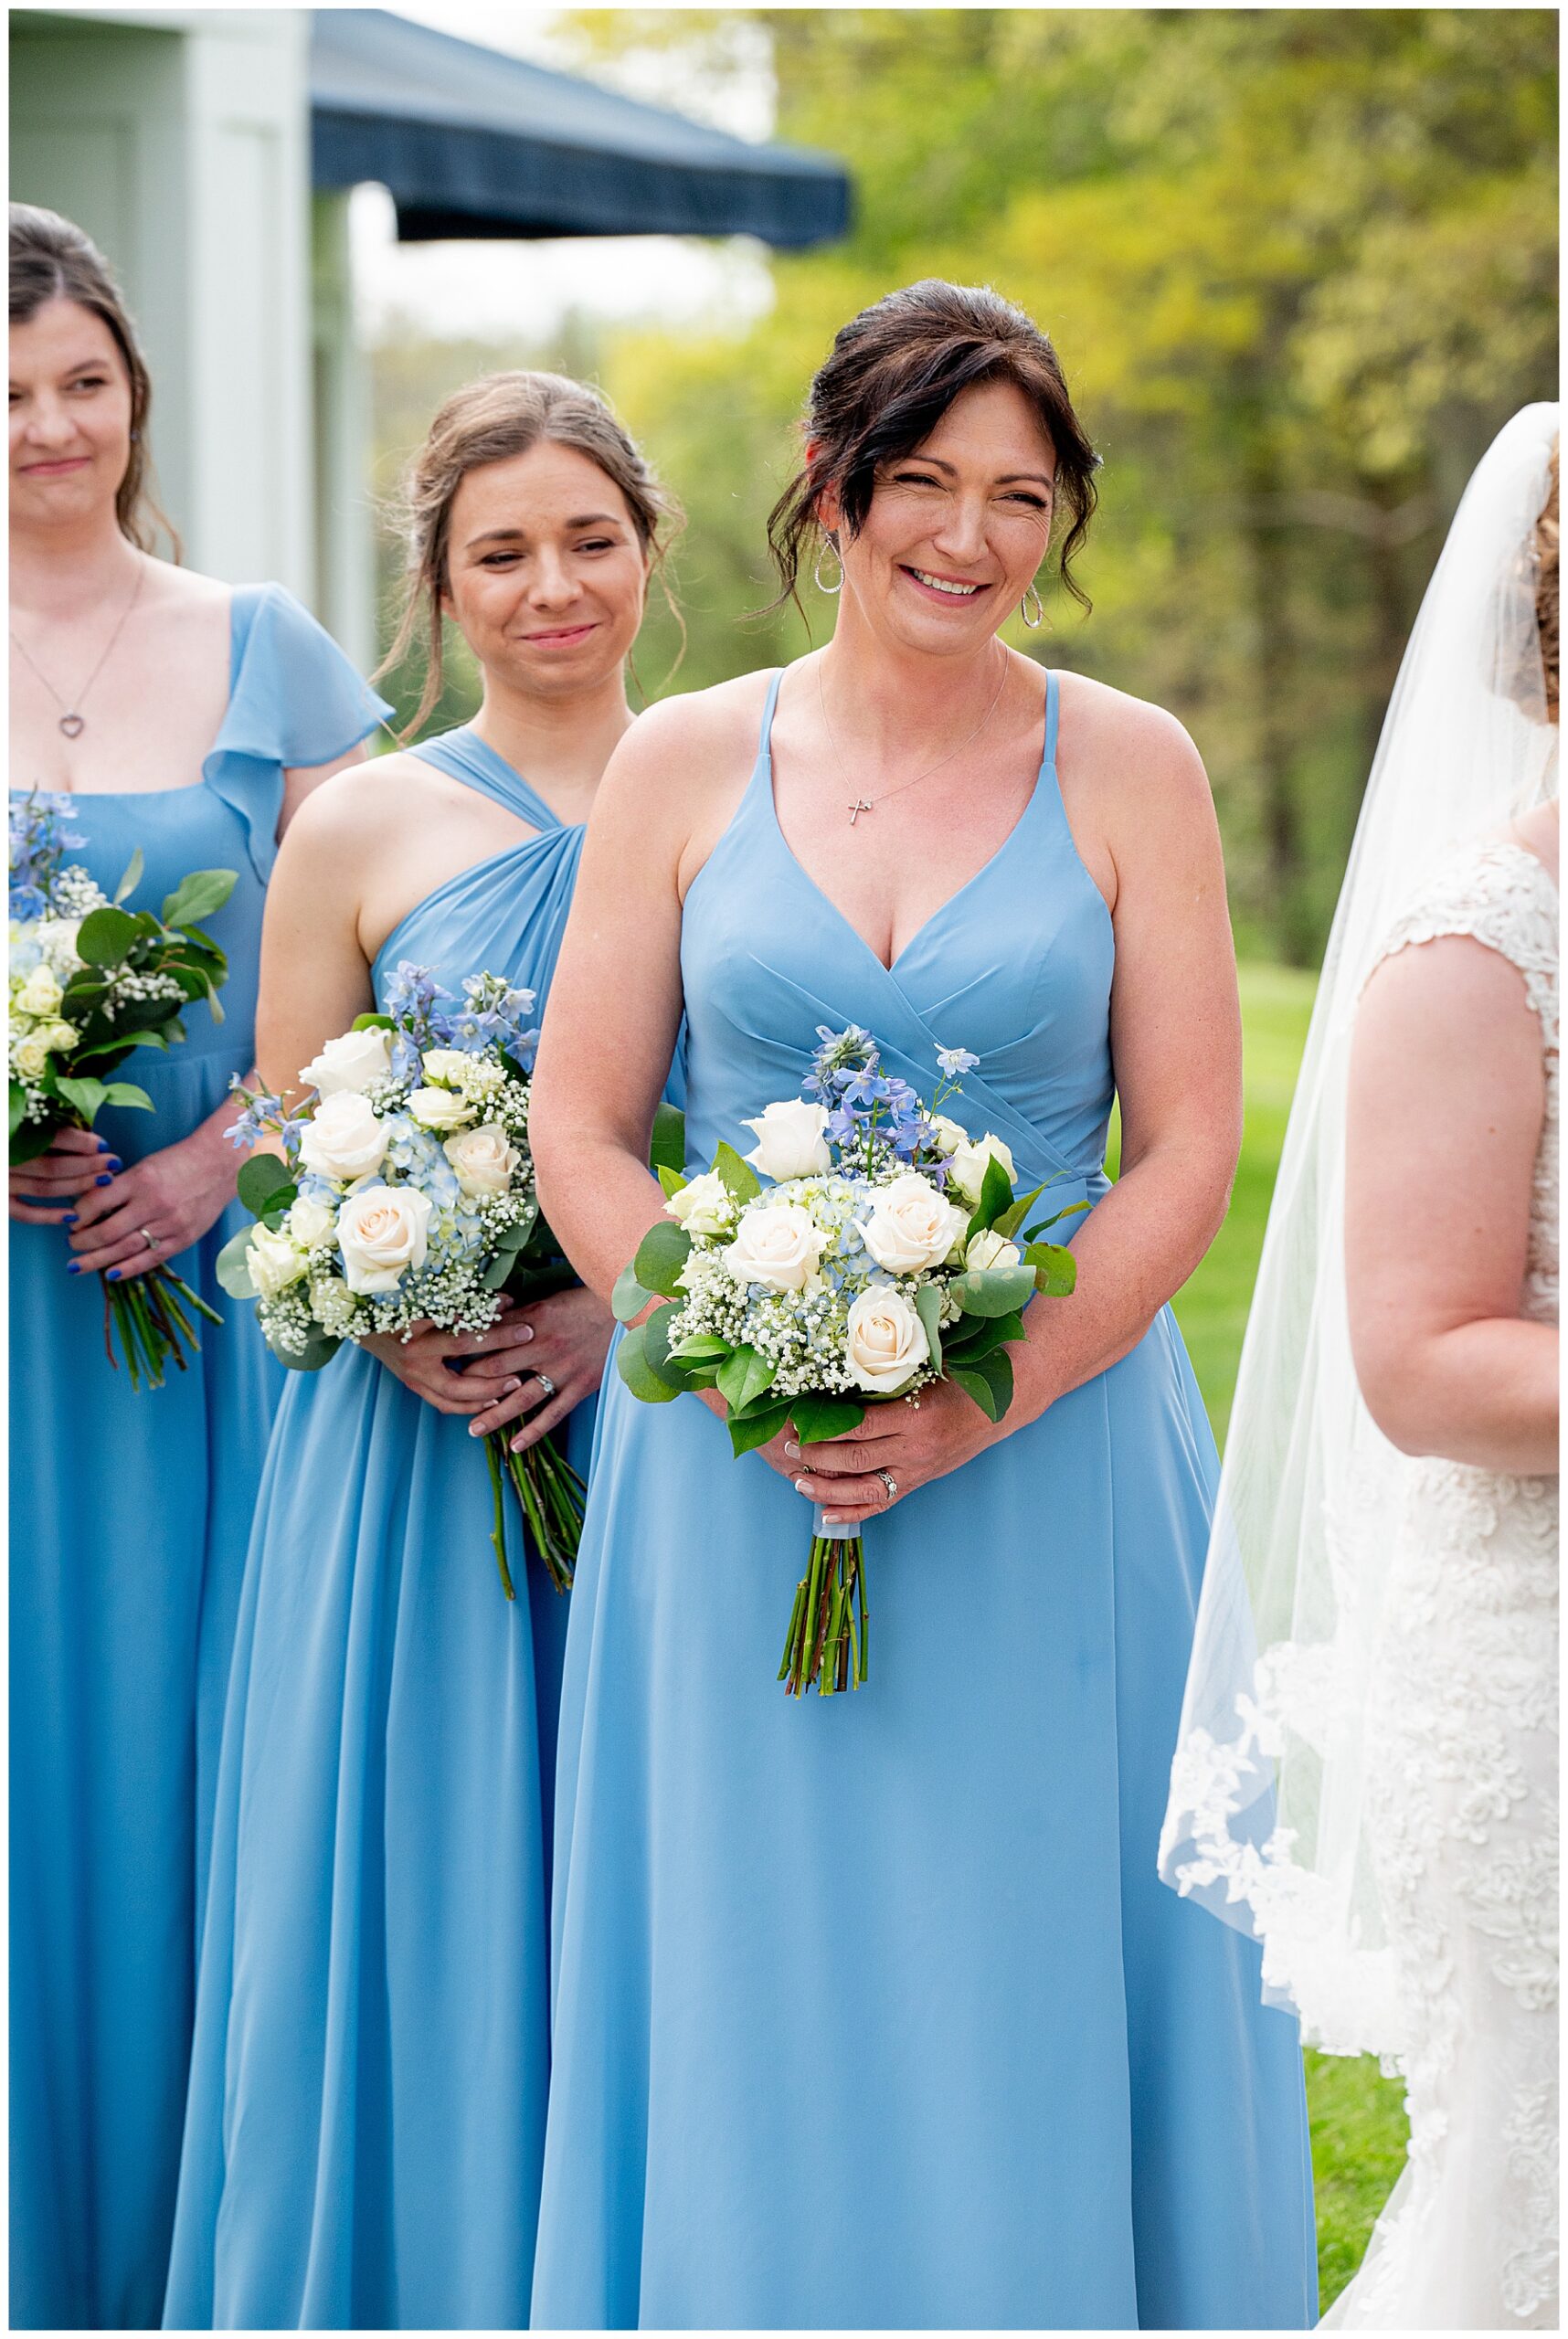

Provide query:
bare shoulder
left=1055, top=668, right=1211, bottom=812
left=1361, top=923, right=1546, bottom=1071
left=595, top=669, right=778, bottom=831
left=277, top=746, right=438, bottom=856
left=140, top=557, right=231, bottom=619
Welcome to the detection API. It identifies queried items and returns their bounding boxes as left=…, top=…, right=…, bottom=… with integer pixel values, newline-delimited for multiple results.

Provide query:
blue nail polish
left=106, top=1267, right=121, bottom=1282
left=62, top=1212, right=78, bottom=1226
left=96, top=1137, right=111, bottom=1153
left=104, top=1158, right=122, bottom=1172
left=66, top=1260, right=81, bottom=1275
left=95, top=1173, right=114, bottom=1187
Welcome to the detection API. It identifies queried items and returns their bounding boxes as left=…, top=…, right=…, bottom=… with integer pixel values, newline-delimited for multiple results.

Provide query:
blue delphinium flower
left=936, top=1044, right=980, bottom=1080
left=8, top=788, right=86, bottom=918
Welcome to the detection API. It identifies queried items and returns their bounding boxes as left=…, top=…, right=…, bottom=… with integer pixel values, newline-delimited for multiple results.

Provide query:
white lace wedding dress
left=1325, top=840, right=1560, bottom=2330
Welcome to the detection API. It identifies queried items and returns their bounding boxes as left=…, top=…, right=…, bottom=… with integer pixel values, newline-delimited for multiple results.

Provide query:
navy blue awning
left=310, top=9, right=850, bottom=249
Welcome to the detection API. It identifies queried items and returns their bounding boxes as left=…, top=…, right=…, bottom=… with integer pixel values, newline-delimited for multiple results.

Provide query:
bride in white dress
left=1160, top=403, right=1559, bottom=2329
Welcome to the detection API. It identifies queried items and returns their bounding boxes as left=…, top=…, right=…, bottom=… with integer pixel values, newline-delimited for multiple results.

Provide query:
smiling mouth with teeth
left=907, top=567, right=984, bottom=597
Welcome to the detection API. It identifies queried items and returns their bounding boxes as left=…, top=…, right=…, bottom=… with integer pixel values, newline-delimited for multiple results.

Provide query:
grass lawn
left=1171, top=964, right=1411, bottom=2313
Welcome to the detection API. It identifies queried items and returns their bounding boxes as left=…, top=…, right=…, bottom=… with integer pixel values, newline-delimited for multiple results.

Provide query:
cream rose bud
left=13, top=1033, right=51, bottom=1080
left=38, top=1020, right=79, bottom=1055
left=861, top=1172, right=969, bottom=1276
left=249, top=1222, right=311, bottom=1298
left=300, top=1025, right=392, bottom=1096
left=298, top=1091, right=389, bottom=1184
left=407, top=1085, right=476, bottom=1134
left=965, top=1228, right=1022, bottom=1272
left=948, top=1132, right=1017, bottom=1205
left=927, top=1113, right=969, bottom=1160
left=844, top=1286, right=930, bottom=1395
left=742, top=1099, right=832, bottom=1181
left=443, top=1121, right=521, bottom=1198
left=287, top=1195, right=336, bottom=1250
left=665, top=1169, right=733, bottom=1237
left=15, top=965, right=64, bottom=1019
left=418, top=1048, right=471, bottom=1088
left=336, top=1184, right=433, bottom=1294
left=724, top=1201, right=830, bottom=1293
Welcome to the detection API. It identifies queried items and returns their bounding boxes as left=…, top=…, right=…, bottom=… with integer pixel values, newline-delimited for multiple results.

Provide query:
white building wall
left=10, top=8, right=314, bottom=604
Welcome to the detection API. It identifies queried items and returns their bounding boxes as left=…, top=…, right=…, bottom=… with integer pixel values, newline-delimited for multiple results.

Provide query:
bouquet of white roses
left=218, top=961, right=595, bottom=1600
left=613, top=1026, right=1084, bottom=1697
left=9, top=788, right=235, bottom=1389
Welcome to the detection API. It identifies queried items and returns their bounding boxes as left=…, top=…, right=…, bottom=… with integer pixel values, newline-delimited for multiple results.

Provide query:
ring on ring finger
left=875, top=1467, right=898, bottom=1503
left=533, top=1371, right=556, bottom=1401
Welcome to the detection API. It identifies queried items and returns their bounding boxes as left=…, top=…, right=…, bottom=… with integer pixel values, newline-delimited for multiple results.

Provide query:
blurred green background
left=366, top=8, right=1553, bottom=2303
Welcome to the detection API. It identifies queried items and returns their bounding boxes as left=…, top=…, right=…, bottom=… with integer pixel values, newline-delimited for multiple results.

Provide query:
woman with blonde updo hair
left=163, top=371, right=681, bottom=2327
left=8, top=205, right=387, bottom=2329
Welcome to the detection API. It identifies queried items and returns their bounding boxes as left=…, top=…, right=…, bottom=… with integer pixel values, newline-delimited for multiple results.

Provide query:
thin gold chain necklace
left=817, top=648, right=1010, bottom=827
left=10, top=559, right=146, bottom=742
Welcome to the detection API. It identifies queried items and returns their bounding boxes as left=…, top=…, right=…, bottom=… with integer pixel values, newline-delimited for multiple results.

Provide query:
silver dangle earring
left=1021, top=581, right=1043, bottom=630
left=813, top=536, right=843, bottom=595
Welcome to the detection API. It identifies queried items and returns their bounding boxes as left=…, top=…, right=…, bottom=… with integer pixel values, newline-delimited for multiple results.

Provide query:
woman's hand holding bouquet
left=613, top=1026, right=1083, bottom=1697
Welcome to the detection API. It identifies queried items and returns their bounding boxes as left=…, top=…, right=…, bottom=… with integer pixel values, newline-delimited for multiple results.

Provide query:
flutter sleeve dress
left=9, top=582, right=387, bottom=2332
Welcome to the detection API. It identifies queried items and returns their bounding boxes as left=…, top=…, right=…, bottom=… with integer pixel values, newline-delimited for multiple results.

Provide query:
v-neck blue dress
left=531, top=667, right=1318, bottom=2331
left=9, top=584, right=386, bottom=2334
left=164, top=728, right=597, bottom=2331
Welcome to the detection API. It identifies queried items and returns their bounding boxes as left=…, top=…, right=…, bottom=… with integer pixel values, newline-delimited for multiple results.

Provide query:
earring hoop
left=1021, top=581, right=1043, bottom=630
left=813, top=537, right=843, bottom=595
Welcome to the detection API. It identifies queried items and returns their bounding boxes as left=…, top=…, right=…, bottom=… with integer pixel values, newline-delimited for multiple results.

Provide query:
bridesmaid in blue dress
left=528, top=281, right=1318, bottom=2327
left=7, top=207, right=386, bottom=2330
left=164, top=372, right=681, bottom=2328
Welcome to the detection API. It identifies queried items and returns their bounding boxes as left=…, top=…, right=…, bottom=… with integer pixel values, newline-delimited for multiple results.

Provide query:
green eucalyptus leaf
left=237, top=1154, right=296, bottom=1219
left=650, top=1100, right=686, bottom=1179
left=967, top=1150, right=1015, bottom=1235
left=715, top=1342, right=778, bottom=1416
left=670, top=1332, right=730, bottom=1362
left=641, top=1302, right=696, bottom=1391
left=610, top=1262, right=652, bottom=1324
left=8, top=1082, right=27, bottom=1139
left=214, top=1227, right=260, bottom=1299
left=112, top=846, right=144, bottom=905
left=656, top=1163, right=689, bottom=1199
left=99, top=1081, right=153, bottom=1112
left=787, top=1392, right=866, bottom=1446
left=713, top=1139, right=762, bottom=1203
left=631, top=1218, right=692, bottom=1298
left=942, top=1307, right=1026, bottom=1364
left=992, top=1182, right=1045, bottom=1241
left=75, top=905, right=139, bottom=968
left=616, top=1323, right=681, bottom=1404
left=161, top=867, right=238, bottom=930
left=949, top=1351, right=1013, bottom=1424
left=55, top=1075, right=108, bottom=1124
left=1024, top=1241, right=1078, bottom=1297
left=351, top=1012, right=397, bottom=1032
left=914, top=1279, right=945, bottom=1373
left=728, top=1399, right=791, bottom=1459
left=1022, top=1200, right=1091, bottom=1240
left=268, top=1320, right=342, bottom=1373
left=946, top=1263, right=1038, bottom=1318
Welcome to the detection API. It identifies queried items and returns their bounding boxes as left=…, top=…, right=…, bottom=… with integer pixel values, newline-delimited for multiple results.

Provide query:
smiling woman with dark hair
left=525, top=280, right=1318, bottom=2330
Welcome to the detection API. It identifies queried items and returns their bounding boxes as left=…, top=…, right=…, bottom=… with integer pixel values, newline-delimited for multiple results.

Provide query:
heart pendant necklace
left=11, top=559, right=146, bottom=743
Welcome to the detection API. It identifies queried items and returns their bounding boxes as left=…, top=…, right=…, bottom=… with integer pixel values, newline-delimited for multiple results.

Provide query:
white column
left=311, top=190, right=377, bottom=675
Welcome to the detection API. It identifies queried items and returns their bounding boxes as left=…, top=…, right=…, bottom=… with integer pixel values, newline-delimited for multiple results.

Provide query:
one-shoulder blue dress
left=532, top=668, right=1318, bottom=2331
left=9, top=584, right=386, bottom=2333
left=164, top=727, right=599, bottom=2331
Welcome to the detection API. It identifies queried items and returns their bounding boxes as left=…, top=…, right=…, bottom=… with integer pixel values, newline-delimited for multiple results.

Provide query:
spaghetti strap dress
left=164, top=727, right=597, bottom=2331
left=531, top=667, right=1319, bottom=2331
left=9, top=582, right=386, bottom=2332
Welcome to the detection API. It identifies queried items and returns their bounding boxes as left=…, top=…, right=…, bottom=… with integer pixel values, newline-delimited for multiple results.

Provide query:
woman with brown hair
left=527, top=280, right=1317, bottom=2327
left=162, top=371, right=680, bottom=2329
left=7, top=205, right=386, bottom=2330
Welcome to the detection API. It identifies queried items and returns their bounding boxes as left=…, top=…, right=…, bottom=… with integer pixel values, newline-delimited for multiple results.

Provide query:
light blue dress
left=9, top=584, right=386, bottom=2333
left=532, top=668, right=1319, bottom=2332
left=164, top=728, right=595, bottom=2331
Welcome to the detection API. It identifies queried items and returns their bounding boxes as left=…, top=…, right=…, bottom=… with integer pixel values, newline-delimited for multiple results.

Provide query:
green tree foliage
left=373, top=10, right=1555, bottom=963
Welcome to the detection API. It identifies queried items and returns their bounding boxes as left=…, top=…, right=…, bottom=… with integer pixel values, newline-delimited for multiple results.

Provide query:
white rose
left=300, top=1025, right=392, bottom=1096
left=443, top=1121, right=521, bottom=1198
left=249, top=1222, right=310, bottom=1297
left=298, top=1090, right=389, bottom=1184
left=724, top=1201, right=830, bottom=1293
left=15, top=965, right=63, bottom=1018
left=965, top=1228, right=1022, bottom=1272
left=948, top=1132, right=1016, bottom=1206
left=13, top=1033, right=51, bottom=1080
left=844, top=1286, right=930, bottom=1395
left=665, top=1169, right=733, bottom=1237
left=927, top=1113, right=969, bottom=1159
left=742, top=1099, right=832, bottom=1181
left=287, top=1195, right=337, bottom=1250
left=861, top=1172, right=969, bottom=1276
left=37, top=1019, right=79, bottom=1056
left=408, top=1085, right=476, bottom=1133
left=337, top=1184, right=433, bottom=1294
left=419, top=1047, right=471, bottom=1088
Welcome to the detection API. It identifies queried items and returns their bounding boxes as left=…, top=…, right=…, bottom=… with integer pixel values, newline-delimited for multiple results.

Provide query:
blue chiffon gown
left=9, top=584, right=386, bottom=2333
left=532, top=668, right=1319, bottom=2331
left=164, top=728, right=598, bottom=2330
